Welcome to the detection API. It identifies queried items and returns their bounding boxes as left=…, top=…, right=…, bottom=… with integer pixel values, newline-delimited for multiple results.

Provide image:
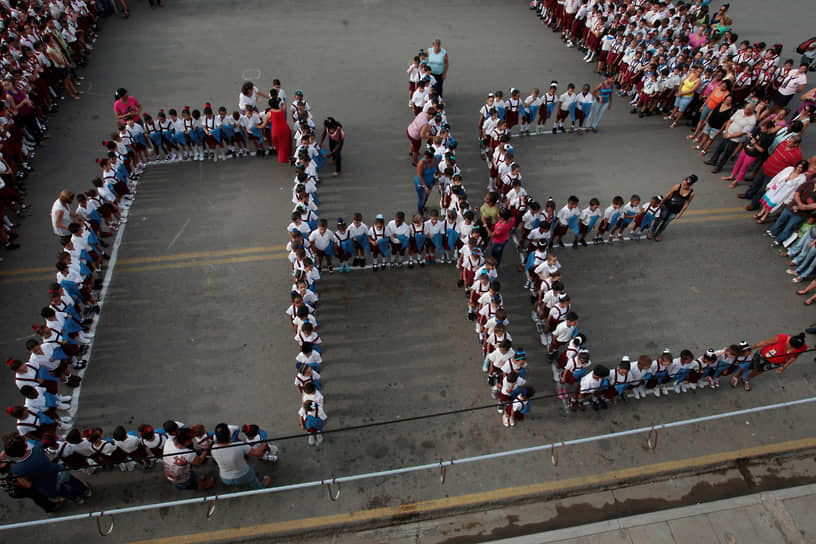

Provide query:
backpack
left=797, top=37, right=816, bottom=55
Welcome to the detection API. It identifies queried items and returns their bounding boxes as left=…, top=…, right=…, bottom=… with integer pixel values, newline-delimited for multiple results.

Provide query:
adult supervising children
left=427, top=39, right=449, bottom=97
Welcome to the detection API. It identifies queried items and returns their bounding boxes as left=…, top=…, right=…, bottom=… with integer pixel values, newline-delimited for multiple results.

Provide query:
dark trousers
left=433, top=75, right=445, bottom=97
left=329, top=138, right=343, bottom=173
left=710, top=139, right=738, bottom=170
left=745, top=170, right=772, bottom=209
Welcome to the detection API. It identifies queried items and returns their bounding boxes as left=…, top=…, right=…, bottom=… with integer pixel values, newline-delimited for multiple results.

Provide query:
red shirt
left=761, top=334, right=806, bottom=365
left=763, top=144, right=803, bottom=177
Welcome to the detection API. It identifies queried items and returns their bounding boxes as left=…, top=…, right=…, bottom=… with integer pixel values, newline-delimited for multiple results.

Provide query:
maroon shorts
left=409, top=81, right=417, bottom=93
left=553, top=222, right=569, bottom=237
left=407, top=129, right=421, bottom=153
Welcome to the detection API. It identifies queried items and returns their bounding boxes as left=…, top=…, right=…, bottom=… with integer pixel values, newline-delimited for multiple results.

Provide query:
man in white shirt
left=706, top=104, right=756, bottom=173
left=210, top=423, right=270, bottom=489
left=162, top=428, right=213, bottom=491
left=51, top=190, right=76, bottom=244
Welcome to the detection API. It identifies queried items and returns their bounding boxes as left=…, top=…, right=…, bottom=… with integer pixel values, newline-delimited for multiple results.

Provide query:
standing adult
left=705, top=103, right=756, bottom=173
left=667, top=66, right=703, bottom=128
left=767, top=166, right=816, bottom=245
left=743, top=136, right=804, bottom=210
left=209, top=423, right=270, bottom=490
left=260, top=94, right=291, bottom=165
left=51, top=190, right=76, bottom=245
left=113, top=88, right=142, bottom=122
left=647, top=175, right=697, bottom=241
left=406, top=107, right=435, bottom=166
left=414, top=150, right=438, bottom=215
left=427, top=39, right=448, bottom=97
left=4, top=77, right=43, bottom=144
left=588, top=73, right=614, bottom=132
left=486, top=208, right=515, bottom=265
left=320, top=117, right=345, bottom=177
left=238, top=81, right=268, bottom=112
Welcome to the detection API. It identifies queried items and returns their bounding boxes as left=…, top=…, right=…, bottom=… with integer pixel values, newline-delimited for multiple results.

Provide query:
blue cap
left=337, top=217, right=345, bottom=224
left=295, top=89, right=303, bottom=95
left=515, top=349, right=526, bottom=360
left=375, top=213, right=384, bottom=220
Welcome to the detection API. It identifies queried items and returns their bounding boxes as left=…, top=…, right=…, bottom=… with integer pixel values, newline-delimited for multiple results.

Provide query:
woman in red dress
left=261, top=94, right=291, bottom=164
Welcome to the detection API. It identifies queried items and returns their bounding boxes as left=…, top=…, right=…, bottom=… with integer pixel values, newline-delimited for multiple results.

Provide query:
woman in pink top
left=113, top=88, right=142, bottom=121
left=406, top=108, right=435, bottom=166
left=688, top=26, right=708, bottom=49
left=486, top=208, right=515, bottom=265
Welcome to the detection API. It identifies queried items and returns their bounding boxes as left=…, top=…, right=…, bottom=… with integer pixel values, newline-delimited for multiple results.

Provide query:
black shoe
left=703, top=160, right=715, bottom=166
left=630, top=108, right=638, bottom=114
left=711, top=167, right=721, bottom=173
left=467, top=312, right=476, bottom=321
left=591, top=401, right=600, bottom=411
left=5, top=243, right=20, bottom=250
left=552, top=127, right=557, bottom=134
left=572, top=240, right=578, bottom=249
left=579, top=239, right=587, bottom=247
left=456, top=279, right=465, bottom=288
left=638, top=111, right=645, bottom=118
left=598, top=398, right=608, bottom=409
left=557, top=240, right=565, bottom=248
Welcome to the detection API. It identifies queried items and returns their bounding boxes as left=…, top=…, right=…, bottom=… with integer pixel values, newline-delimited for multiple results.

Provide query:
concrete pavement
left=1, top=0, right=816, bottom=542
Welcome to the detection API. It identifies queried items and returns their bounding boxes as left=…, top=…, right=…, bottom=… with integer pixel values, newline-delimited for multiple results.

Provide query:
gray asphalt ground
left=1, top=1, right=815, bottom=542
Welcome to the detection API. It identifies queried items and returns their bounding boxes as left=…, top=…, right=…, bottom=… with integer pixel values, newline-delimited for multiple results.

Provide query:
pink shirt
left=407, top=112, right=429, bottom=140
left=114, top=96, right=141, bottom=118
left=492, top=218, right=515, bottom=244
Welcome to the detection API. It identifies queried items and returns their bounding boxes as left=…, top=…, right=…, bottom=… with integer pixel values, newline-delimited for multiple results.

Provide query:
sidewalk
left=488, top=484, right=815, bottom=544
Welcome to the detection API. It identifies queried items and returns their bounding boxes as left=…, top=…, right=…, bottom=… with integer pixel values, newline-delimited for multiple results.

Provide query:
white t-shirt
left=309, top=229, right=333, bottom=251
left=51, top=199, right=71, bottom=236
left=162, top=439, right=197, bottom=484
left=238, top=87, right=260, bottom=110
left=210, top=442, right=252, bottom=480
left=558, top=92, right=579, bottom=112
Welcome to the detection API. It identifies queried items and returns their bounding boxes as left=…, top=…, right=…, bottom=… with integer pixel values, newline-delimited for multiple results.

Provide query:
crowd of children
left=0, top=0, right=100, bottom=262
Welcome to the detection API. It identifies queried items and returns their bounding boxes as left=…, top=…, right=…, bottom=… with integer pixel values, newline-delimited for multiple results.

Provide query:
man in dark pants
left=704, top=104, right=756, bottom=173
left=427, top=39, right=448, bottom=97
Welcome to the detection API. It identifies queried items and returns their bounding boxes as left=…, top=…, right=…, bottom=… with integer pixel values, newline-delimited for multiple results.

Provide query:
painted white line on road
left=66, top=182, right=137, bottom=423
left=166, top=217, right=191, bottom=250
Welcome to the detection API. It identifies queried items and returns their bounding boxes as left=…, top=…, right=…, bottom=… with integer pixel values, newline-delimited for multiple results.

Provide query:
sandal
left=730, top=376, right=739, bottom=388
left=744, top=381, right=751, bottom=391
left=805, top=299, right=815, bottom=306
left=797, top=289, right=809, bottom=295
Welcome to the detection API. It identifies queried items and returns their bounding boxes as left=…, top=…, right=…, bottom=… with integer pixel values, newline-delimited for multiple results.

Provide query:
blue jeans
left=491, top=240, right=509, bottom=264
left=589, top=101, right=609, bottom=129
left=770, top=208, right=805, bottom=244
left=221, top=469, right=265, bottom=490
left=416, top=185, right=431, bottom=215
left=650, top=208, right=678, bottom=235
left=795, top=245, right=816, bottom=278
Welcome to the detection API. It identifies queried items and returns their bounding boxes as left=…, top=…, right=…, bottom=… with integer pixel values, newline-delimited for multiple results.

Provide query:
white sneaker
left=57, top=402, right=71, bottom=411
left=262, top=453, right=278, bottom=462
left=315, top=433, right=324, bottom=446
left=59, top=416, right=72, bottom=425
left=58, top=394, right=72, bottom=402
left=267, top=444, right=279, bottom=455
left=308, top=434, right=315, bottom=445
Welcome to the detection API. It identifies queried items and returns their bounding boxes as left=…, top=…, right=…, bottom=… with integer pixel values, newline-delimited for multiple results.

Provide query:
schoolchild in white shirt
left=556, top=83, right=579, bottom=133
left=552, top=195, right=580, bottom=248
left=577, top=198, right=601, bottom=247
left=368, top=214, right=389, bottom=271
left=309, top=218, right=335, bottom=274
left=609, top=194, right=640, bottom=242
left=348, top=212, right=368, bottom=268
left=385, top=211, right=411, bottom=267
